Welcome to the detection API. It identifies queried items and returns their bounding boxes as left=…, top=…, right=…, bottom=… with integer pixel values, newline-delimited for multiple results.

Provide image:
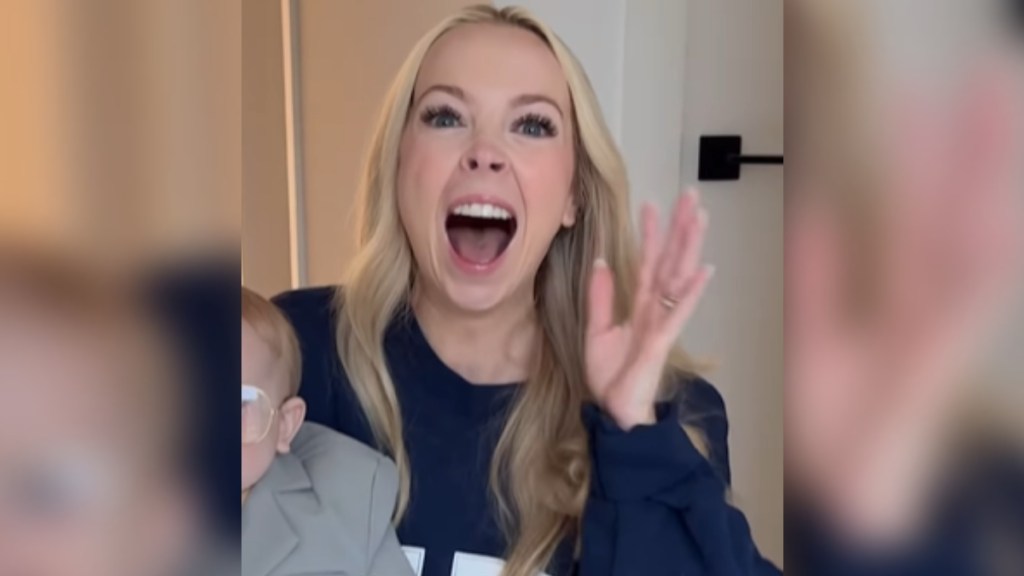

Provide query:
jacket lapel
left=242, top=454, right=311, bottom=576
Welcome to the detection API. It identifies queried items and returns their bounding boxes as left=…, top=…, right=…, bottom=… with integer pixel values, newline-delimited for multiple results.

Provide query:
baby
left=241, top=287, right=412, bottom=576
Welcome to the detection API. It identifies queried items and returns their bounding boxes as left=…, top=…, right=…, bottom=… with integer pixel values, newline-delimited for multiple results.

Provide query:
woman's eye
left=421, top=105, right=463, bottom=128
left=513, top=113, right=557, bottom=138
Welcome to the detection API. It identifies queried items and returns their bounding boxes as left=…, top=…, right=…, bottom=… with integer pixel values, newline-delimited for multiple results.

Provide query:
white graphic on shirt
left=400, top=548, right=554, bottom=576
left=402, top=546, right=425, bottom=576
left=451, top=551, right=552, bottom=576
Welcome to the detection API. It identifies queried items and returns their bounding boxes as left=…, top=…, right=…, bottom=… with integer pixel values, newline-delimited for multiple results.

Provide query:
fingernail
left=594, top=258, right=608, bottom=268
left=706, top=265, right=716, bottom=278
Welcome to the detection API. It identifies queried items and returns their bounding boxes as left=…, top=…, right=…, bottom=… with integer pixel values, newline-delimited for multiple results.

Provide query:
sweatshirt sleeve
left=577, top=399, right=781, bottom=576
left=786, top=489, right=983, bottom=576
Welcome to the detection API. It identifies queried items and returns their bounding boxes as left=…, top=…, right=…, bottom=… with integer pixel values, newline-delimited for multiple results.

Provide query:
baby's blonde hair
left=241, top=287, right=301, bottom=397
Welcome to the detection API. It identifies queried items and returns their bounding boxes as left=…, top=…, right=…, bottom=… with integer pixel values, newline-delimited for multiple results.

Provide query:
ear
left=275, top=397, right=307, bottom=454
left=561, top=193, right=578, bottom=228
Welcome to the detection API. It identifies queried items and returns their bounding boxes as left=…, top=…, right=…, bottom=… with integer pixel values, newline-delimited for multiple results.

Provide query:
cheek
left=241, top=443, right=275, bottom=490
left=398, top=132, right=459, bottom=212
left=518, top=146, right=575, bottom=227
left=397, top=133, right=458, bottom=245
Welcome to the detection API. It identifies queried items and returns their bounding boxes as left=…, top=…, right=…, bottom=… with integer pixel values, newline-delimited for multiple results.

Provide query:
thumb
left=587, top=258, right=615, bottom=337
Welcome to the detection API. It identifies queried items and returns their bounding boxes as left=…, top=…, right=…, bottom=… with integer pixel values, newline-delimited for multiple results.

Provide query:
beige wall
left=3, top=1, right=239, bottom=268
left=242, top=0, right=292, bottom=297
left=0, top=1, right=73, bottom=248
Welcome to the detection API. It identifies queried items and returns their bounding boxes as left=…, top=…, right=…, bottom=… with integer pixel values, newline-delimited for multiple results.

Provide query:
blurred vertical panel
left=1, top=0, right=239, bottom=270
left=0, top=2, right=241, bottom=571
left=786, top=0, right=1024, bottom=573
left=242, top=0, right=293, bottom=297
left=0, top=0, right=75, bottom=249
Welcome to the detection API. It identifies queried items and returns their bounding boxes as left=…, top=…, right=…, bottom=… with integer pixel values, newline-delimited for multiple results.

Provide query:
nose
left=460, top=140, right=507, bottom=173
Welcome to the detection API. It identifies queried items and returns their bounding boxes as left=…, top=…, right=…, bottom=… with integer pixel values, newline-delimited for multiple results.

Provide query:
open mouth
left=445, top=201, right=518, bottom=266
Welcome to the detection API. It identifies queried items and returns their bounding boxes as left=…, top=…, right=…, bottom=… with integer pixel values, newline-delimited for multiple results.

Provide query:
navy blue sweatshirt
left=787, top=438, right=1024, bottom=576
left=275, top=286, right=780, bottom=576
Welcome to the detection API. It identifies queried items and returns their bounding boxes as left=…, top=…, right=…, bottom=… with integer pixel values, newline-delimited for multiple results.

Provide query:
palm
left=585, top=191, right=712, bottom=430
left=787, top=73, right=1023, bottom=541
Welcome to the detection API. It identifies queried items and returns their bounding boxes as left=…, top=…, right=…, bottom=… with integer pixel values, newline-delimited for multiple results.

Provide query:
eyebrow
left=414, top=84, right=565, bottom=119
left=510, top=93, right=564, bottom=119
left=414, top=84, right=465, bottom=107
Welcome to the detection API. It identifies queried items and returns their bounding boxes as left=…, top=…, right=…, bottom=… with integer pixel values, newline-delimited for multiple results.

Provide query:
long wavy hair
left=335, top=5, right=701, bottom=575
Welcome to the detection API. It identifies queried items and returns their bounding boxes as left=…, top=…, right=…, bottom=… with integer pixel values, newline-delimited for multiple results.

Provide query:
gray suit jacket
left=242, top=422, right=414, bottom=576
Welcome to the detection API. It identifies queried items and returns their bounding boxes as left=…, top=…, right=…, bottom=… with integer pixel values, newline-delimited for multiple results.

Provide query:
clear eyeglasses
left=241, top=384, right=278, bottom=445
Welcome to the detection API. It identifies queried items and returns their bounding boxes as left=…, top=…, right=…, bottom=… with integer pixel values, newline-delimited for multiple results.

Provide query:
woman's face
left=397, top=22, right=577, bottom=313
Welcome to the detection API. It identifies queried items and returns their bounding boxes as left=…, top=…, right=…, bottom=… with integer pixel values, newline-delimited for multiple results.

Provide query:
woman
left=276, top=5, right=778, bottom=576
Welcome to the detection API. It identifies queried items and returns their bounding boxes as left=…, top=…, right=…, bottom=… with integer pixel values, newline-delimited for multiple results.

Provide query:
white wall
left=619, top=1, right=689, bottom=214
left=499, top=0, right=784, bottom=565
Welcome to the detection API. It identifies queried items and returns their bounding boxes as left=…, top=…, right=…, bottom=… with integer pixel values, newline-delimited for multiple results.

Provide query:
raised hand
left=585, top=189, right=713, bottom=430
left=787, top=69, right=1023, bottom=544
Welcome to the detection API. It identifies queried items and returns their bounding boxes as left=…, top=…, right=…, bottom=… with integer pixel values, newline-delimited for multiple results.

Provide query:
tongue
left=448, top=226, right=509, bottom=264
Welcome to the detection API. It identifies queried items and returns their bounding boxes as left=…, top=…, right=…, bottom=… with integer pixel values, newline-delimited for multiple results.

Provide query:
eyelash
left=420, top=105, right=463, bottom=128
left=512, top=113, right=557, bottom=138
left=419, top=106, right=558, bottom=138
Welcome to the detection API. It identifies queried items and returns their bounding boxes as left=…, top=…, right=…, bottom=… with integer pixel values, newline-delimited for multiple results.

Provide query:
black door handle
left=698, top=135, right=782, bottom=181
left=730, top=154, right=783, bottom=165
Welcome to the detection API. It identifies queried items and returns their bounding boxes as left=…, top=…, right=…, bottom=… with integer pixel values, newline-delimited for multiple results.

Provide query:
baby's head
left=241, top=287, right=305, bottom=500
left=0, top=251, right=194, bottom=576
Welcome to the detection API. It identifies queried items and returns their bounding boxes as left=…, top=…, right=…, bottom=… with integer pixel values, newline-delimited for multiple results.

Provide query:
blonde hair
left=242, top=286, right=302, bottom=397
left=336, top=5, right=701, bottom=575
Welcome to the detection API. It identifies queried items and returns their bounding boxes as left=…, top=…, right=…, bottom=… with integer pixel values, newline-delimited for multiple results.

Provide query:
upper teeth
left=451, top=203, right=513, bottom=220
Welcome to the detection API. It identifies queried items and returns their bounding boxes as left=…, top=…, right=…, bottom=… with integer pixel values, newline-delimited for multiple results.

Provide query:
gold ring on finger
left=659, top=294, right=680, bottom=310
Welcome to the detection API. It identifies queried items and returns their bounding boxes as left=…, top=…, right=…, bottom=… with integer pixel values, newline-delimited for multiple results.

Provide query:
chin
left=440, top=278, right=513, bottom=314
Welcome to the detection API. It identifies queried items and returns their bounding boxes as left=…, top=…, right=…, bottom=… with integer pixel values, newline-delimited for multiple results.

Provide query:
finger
left=587, top=258, right=616, bottom=337
left=636, top=203, right=661, bottom=298
left=955, top=66, right=1020, bottom=197
left=664, top=207, right=708, bottom=297
left=653, top=188, right=699, bottom=289
left=948, top=69, right=1022, bottom=276
left=660, top=264, right=714, bottom=338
